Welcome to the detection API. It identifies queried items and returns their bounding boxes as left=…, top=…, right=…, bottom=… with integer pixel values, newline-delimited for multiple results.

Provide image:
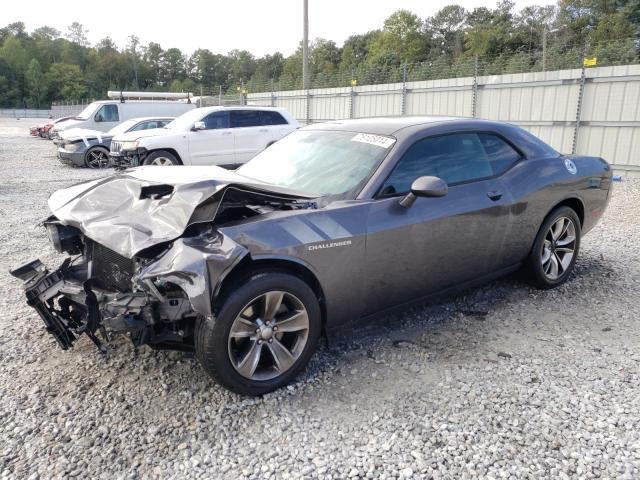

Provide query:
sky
left=4, top=0, right=556, bottom=57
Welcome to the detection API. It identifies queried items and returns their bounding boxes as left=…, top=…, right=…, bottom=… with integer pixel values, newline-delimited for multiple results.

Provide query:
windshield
left=74, top=103, right=99, bottom=120
left=164, top=108, right=208, bottom=131
left=108, top=119, right=138, bottom=135
left=236, top=130, right=395, bottom=197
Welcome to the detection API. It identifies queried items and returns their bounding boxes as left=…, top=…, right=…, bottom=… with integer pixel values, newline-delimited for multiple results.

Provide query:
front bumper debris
left=10, top=259, right=106, bottom=352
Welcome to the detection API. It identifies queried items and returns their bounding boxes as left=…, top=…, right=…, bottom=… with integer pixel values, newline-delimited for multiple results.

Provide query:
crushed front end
left=10, top=219, right=209, bottom=353
left=11, top=167, right=315, bottom=354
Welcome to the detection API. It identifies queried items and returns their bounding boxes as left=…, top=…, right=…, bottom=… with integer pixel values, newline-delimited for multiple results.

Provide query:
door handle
left=487, top=190, right=503, bottom=201
left=259, top=128, right=268, bottom=133
left=222, top=131, right=232, bottom=135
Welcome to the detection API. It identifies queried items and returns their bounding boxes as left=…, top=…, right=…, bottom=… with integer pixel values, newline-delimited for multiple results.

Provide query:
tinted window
left=95, top=104, right=119, bottom=122
left=260, top=110, right=287, bottom=126
left=203, top=111, right=230, bottom=129
left=478, top=133, right=521, bottom=174
left=131, top=120, right=169, bottom=131
left=382, top=133, right=521, bottom=195
left=130, top=121, right=150, bottom=131
left=231, top=110, right=262, bottom=128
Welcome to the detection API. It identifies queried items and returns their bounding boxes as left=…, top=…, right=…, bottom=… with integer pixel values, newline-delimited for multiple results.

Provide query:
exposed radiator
left=89, top=240, right=134, bottom=291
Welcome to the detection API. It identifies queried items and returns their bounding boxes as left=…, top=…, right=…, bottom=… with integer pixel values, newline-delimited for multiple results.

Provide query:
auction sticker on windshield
left=351, top=133, right=396, bottom=149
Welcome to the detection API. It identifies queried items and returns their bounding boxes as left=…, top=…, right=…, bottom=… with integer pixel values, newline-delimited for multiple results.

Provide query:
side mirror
left=94, top=113, right=104, bottom=122
left=192, top=121, right=206, bottom=131
left=399, top=176, right=448, bottom=208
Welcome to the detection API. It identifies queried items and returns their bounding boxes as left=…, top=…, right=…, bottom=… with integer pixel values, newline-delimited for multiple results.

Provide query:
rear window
left=231, top=110, right=262, bottom=128
left=260, top=110, right=288, bottom=126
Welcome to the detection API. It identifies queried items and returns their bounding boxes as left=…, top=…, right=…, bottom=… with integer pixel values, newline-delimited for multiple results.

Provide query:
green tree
left=46, top=63, right=87, bottom=99
left=341, top=31, right=379, bottom=69
left=161, top=48, right=185, bottom=85
left=66, top=22, right=89, bottom=47
left=368, top=10, right=428, bottom=66
left=427, top=5, right=467, bottom=58
left=26, top=58, right=45, bottom=107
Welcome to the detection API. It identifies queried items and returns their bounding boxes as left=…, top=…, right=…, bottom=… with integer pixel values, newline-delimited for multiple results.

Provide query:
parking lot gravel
left=0, top=117, right=639, bottom=479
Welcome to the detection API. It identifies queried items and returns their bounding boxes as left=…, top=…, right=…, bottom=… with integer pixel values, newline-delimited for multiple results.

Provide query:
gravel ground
left=0, top=117, right=639, bottom=479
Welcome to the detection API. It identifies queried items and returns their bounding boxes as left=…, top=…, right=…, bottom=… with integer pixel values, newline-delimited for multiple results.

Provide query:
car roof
left=300, top=116, right=507, bottom=136
left=199, top=105, right=287, bottom=113
left=91, top=100, right=189, bottom=105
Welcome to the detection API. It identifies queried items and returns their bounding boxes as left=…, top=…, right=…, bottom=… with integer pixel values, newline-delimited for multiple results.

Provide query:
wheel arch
left=146, top=148, right=184, bottom=165
left=214, top=254, right=327, bottom=332
left=548, top=196, right=585, bottom=227
left=528, top=196, right=584, bottom=256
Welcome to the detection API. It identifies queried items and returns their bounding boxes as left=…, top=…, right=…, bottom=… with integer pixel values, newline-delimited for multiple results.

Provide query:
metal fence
left=247, top=63, right=640, bottom=175
left=0, top=109, right=51, bottom=119
left=37, top=58, right=640, bottom=175
left=50, top=99, right=97, bottom=119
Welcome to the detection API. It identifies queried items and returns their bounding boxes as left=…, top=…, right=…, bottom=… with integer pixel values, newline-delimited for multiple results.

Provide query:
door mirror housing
left=399, top=176, right=448, bottom=208
left=192, top=121, right=206, bottom=131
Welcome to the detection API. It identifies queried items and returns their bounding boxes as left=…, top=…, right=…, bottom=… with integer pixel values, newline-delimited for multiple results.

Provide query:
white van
left=51, top=97, right=195, bottom=138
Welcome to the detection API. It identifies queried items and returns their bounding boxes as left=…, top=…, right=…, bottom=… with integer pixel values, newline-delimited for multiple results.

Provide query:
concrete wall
left=0, top=109, right=51, bottom=119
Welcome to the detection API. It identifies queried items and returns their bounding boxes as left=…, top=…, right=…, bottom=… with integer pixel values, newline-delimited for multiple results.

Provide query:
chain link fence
left=239, top=37, right=638, bottom=93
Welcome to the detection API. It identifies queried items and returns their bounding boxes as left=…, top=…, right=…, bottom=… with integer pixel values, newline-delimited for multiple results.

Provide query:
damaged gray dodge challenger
left=12, top=117, right=612, bottom=395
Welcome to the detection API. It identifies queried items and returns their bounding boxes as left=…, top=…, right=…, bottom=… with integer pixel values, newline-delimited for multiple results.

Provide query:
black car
left=55, top=117, right=174, bottom=168
left=11, top=117, right=612, bottom=395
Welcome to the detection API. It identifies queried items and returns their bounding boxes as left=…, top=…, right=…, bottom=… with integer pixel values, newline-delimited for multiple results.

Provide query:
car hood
left=60, top=128, right=108, bottom=142
left=112, top=128, right=171, bottom=142
left=48, top=166, right=314, bottom=258
left=54, top=119, right=84, bottom=131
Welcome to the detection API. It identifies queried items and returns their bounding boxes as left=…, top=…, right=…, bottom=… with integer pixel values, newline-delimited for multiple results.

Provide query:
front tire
left=85, top=146, right=110, bottom=169
left=195, top=272, right=321, bottom=396
left=142, top=150, right=179, bottom=166
left=525, top=206, right=581, bottom=289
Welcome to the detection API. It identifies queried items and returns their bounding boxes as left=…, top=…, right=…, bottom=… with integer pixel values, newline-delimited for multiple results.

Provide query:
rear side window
left=94, top=104, right=119, bottom=122
left=260, top=110, right=288, bottom=126
left=231, top=110, right=262, bottom=128
left=478, top=133, right=521, bottom=174
left=381, top=132, right=521, bottom=194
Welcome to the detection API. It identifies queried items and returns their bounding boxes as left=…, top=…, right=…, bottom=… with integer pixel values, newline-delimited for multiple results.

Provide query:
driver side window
left=94, top=104, right=119, bottom=123
left=203, top=111, right=230, bottom=130
left=381, top=132, right=519, bottom=195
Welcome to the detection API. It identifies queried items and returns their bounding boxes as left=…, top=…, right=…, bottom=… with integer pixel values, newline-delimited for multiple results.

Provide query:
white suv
left=110, top=106, right=299, bottom=167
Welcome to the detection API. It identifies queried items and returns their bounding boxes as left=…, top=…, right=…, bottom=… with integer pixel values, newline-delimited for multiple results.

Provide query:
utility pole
left=302, top=0, right=309, bottom=90
left=542, top=28, right=547, bottom=72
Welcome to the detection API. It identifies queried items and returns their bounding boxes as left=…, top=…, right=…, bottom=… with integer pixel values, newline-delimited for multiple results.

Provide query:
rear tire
left=524, top=206, right=581, bottom=289
left=195, top=272, right=321, bottom=396
left=84, top=146, right=110, bottom=169
left=142, top=150, right=179, bottom=166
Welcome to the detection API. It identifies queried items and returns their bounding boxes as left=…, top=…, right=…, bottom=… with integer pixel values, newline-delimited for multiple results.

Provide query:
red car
left=30, top=117, right=73, bottom=139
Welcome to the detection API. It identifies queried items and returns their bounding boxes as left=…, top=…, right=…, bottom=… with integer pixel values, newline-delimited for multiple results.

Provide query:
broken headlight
left=64, top=142, right=80, bottom=152
left=45, top=222, right=83, bottom=255
left=121, top=141, right=139, bottom=151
